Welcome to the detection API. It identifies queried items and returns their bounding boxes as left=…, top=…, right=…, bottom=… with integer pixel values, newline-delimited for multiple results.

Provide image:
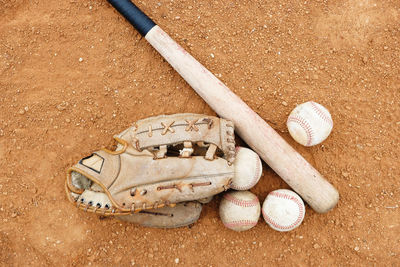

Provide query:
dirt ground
left=1, top=0, right=399, bottom=266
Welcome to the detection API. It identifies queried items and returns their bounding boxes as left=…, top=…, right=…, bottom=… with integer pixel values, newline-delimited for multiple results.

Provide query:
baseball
left=231, top=147, right=263, bottom=190
left=219, top=191, right=260, bottom=231
left=287, top=101, right=333, bottom=146
left=262, top=189, right=305, bottom=232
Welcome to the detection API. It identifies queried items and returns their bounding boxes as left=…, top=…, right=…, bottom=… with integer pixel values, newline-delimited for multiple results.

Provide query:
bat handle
left=107, top=0, right=156, bottom=36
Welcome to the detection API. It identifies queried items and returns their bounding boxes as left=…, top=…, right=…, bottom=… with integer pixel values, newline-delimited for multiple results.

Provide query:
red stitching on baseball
left=232, top=147, right=262, bottom=190
left=224, top=220, right=258, bottom=228
left=310, top=102, right=333, bottom=127
left=223, top=193, right=259, bottom=207
left=263, top=192, right=304, bottom=231
left=287, top=116, right=314, bottom=146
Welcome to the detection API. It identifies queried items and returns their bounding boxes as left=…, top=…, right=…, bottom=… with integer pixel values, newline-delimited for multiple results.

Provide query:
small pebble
left=282, top=101, right=288, bottom=106
left=79, top=57, right=84, bottom=62
left=354, top=246, right=360, bottom=251
left=175, top=258, right=179, bottom=264
left=57, top=104, right=66, bottom=111
left=313, top=244, right=320, bottom=249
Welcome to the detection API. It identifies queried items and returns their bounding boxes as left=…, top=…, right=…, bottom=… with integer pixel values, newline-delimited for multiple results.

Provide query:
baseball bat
left=107, top=0, right=339, bottom=213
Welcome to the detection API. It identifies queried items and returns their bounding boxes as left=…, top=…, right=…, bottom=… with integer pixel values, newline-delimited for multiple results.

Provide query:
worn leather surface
left=66, top=114, right=235, bottom=216
left=116, top=201, right=203, bottom=228
left=117, top=113, right=236, bottom=164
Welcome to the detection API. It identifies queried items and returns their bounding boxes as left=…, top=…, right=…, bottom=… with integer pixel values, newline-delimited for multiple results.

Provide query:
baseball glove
left=65, top=113, right=262, bottom=227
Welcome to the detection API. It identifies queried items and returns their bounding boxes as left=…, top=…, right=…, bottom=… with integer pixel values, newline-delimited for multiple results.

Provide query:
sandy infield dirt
left=0, top=0, right=399, bottom=266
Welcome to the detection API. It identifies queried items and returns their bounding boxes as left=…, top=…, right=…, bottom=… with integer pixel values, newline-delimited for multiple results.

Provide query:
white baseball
left=262, top=189, right=305, bottom=232
left=219, top=191, right=260, bottom=231
left=287, top=101, right=333, bottom=146
left=231, top=147, right=263, bottom=190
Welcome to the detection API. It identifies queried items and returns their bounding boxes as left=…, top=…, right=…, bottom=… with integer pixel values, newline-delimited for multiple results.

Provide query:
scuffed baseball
left=287, top=101, right=333, bottom=146
left=262, top=189, right=305, bottom=232
left=231, top=147, right=263, bottom=190
left=219, top=191, right=260, bottom=232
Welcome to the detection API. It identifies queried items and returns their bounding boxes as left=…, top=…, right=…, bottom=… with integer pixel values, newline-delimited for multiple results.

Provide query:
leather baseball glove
left=65, top=113, right=261, bottom=228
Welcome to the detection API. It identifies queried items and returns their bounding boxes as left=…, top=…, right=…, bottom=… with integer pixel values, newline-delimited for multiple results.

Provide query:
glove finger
left=116, top=201, right=202, bottom=228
